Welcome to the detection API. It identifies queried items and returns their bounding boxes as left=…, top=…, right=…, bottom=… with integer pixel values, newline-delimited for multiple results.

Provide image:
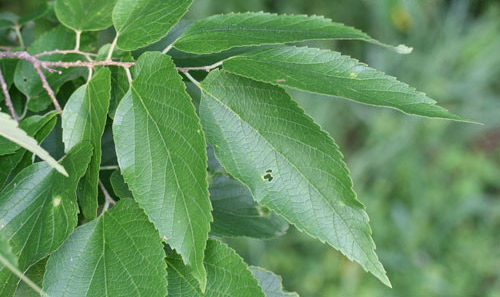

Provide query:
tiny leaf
left=42, top=199, right=167, bottom=297
left=199, top=70, right=390, bottom=286
left=250, top=266, right=299, bottom=297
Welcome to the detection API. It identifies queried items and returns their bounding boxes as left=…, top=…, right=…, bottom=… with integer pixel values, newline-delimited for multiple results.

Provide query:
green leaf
left=0, top=111, right=59, bottom=187
left=13, top=258, right=46, bottom=297
left=223, top=46, right=463, bottom=120
left=0, top=111, right=67, bottom=175
left=199, top=70, right=390, bottom=286
left=174, top=12, right=411, bottom=55
left=0, top=142, right=93, bottom=296
left=166, top=239, right=265, bottom=297
left=112, top=0, right=192, bottom=51
left=210, top=174, right=288, bottom=238
left=250, top=267, right=299, bottom=297
left=18, top=2, right=49, bottom=26
left=62, top=68, right=111, bottom=220
left=108, top=65, right=130, bottom=118
left=113, top=52, right=211, bottom=290
left=55, top=0, right=118, bottom=31
left=14, top=26, right=86, bottom=105
left=42, top=199, right=167, bottom=297
left=110, top=169, right=132, bottom=199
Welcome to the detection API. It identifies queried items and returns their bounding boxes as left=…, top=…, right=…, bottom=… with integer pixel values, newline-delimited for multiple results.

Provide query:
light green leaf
left=174, top=12, right=411, bottom=54
left=113, top=52, right=211, bottom=290
left=62, top=68, right=111, bottom=220
left=55, top=0, right=118, bottom=31
left=0, top=111, right=59, bottom=187
left=210, top=174, right=288, bottom=238
left=0, top=111, right=66, bottom=175
left=14, top=26, right=86, bottom=106
left=223, top=46, right=463, bottom=120
left=112, top=0, right=192, bottom=51
left=250, top=267, right=299, bottom=297
left=166, top=239, right=265, bottom=297
left=0, top=142, right=93, bottom=296
left=199, top=70, right=390, bottom=286
left=42, top=199, right=167, bottom=297
left=110, top=169, right=132, bottom=199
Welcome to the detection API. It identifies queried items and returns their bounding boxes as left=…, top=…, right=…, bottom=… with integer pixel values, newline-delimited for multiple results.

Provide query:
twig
left=161, top=43, right=174, bottom=55
left=74, top=30, right=81, bottom=50
left=125, top=67, right=132, bottom=83
left=106, top=35, right=118, bottom=61
left=176, top=61, right=223, bottom=73
left=13, top=22, right=24, bottom=48
left=181, top=70, right=201, bottom=88
left=34, top=49, right=97, bottom=61
left=0, top=68, right=18, bottom=121
left=99, top=165, right=119, bottom=171
left=43, top=60, right=135, bottom=69
left=99, top=179, right=116, bottom=213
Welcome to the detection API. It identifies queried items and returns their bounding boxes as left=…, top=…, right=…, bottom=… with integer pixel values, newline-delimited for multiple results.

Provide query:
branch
left=99, top=179, right=116, bottom=213
left=177, top=61, right=223, bottom=73
left=0, top=68, right=18, bottom=122
left=34, top=49, right=97, bottom=61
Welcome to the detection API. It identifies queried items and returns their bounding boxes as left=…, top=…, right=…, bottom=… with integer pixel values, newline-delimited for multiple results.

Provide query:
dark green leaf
left=0, top=142, right=93, bottom=296
left=13, top=258, right=46, bottom=297
left=62, top=68, right=111, bottom=220
left=18, top=2, right=49, bottom=26
left=112, top=0, right=192, bottom=51
left=110, top=169, right=132, bottom=199
left=174, top=12, right=411, bottom=54
left=55, top=0, right=118, bottom=31
left=199, top=70, right=390, bottom=286
left=166, top=239, right=265, bottom=297
left=210, top=174, right=288, bottom=238
left=250, top=266, right=299, bottom=297
left=42, top=199, right=167, bottom=297
left=223, top=46, right=464, bottom=120
left=113, top=52, right=211, bottom=290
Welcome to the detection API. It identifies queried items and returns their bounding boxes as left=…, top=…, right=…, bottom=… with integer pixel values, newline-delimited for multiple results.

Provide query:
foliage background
left=2, top=0, right=499, bottom=296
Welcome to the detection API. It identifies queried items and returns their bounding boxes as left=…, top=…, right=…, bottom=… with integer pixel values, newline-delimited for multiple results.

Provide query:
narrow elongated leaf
left=0, top=111, right=66, bottom=175
left=223, top=46, right=462, bottom=120
left=199, top=70, right=390, bottom=286
left=166, top=239, right=265, bottom=297
left=113, top=52, right=211, bottom=289
left=62, top=68, right=111, bottom=220
left=55, top=0, right=118, bottom=31
left=112, top=0, right=192, bottom=51
left=0, top=142, right=92, bottom=296
left=250, top=267, right=299, bottom=297
left=210, top=174, right=288, bottom=238
left=174, top=12, right=411, bottom=54
left=14, top=26, right=86, bottom=107
left=42, top=199, right=167, bottom=297
left=0, top=111, right=59, bottom=187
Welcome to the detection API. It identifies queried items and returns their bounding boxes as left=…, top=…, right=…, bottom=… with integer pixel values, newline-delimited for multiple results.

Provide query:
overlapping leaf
left=0, top=142, right=92, bottom=296
left=223, top=46, right=463, bottom=120
left=166, top=239, right=264, bottom=297
left=174, top=12, right=411, bottom=54
left=0, top=111, right=66, bottom=175
left=199, top=70, right=390, bottom=286
left=42, top=199, right=167, bottom=297
left=62, top=68, right=111, bottom=220
left=112, top=0, right=192, bottom=51
left=250, top=267, right=299, bottom=297
left=0, top=111, right=59, bottom=187
left=113, top=52, right=211, bottom=289
left=55, top=0, right=118, bottom=31
left=210, top=174, right=288, bottom=238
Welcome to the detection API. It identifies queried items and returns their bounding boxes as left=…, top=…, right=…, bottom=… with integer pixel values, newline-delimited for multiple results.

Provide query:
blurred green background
left=2, top=0, right=499, bottom=296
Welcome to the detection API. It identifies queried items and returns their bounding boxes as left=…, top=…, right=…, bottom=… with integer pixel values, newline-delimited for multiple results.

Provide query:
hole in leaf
left=262, top=169, right=273, bottom=182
